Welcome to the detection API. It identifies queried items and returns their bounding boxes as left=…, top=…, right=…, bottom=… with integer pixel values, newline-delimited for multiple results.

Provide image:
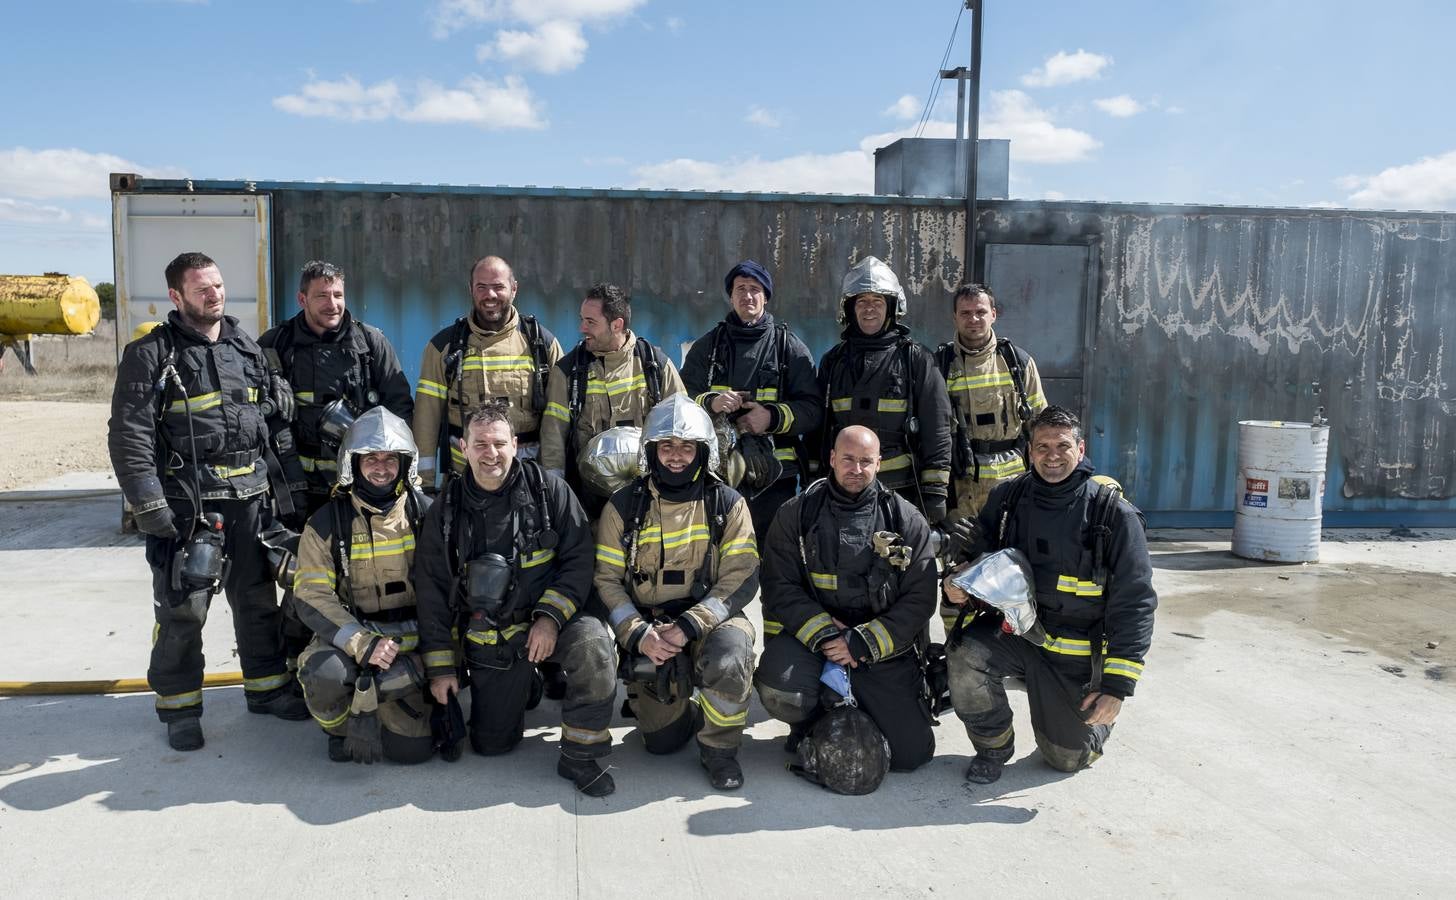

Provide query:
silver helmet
left=335, top=406, right=419, bottom=489
left=637, top=394, right=721, bottom=477
left=838, top=256, right=907, bottom=324
left=578, top=425, right=644, bottom=498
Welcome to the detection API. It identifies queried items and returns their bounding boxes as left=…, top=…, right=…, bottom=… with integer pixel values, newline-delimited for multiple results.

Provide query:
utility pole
left=937, top=1, right=983, bottom=282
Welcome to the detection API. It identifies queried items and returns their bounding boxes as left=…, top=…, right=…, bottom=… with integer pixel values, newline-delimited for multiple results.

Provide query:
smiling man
left=940, top=405, right=1157, bottom=785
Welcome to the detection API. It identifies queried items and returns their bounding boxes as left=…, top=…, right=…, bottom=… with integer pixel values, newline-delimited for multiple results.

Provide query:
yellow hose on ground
left=0, top=672, right=243, bottom=697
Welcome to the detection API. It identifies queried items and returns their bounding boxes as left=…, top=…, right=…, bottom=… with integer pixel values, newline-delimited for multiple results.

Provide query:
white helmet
left=335, top=406, right=419, bottom=489
left=838, top=256, right=907, bottom=324
left=637, top=394, right=721, bottom=477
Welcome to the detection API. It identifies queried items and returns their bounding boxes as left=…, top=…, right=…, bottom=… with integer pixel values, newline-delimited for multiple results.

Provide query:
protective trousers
left=297, top=638, right=434, bottom=764
left=146, top=495, right=289, bottom=721
left=465, top=616, right=616, bottom=760
left=624, top=615, right=756, bottom=753
left=754, top=633, right=935, bottom=771
left=745, top=478, right=796, bottom=545
left=947, top=616, right=1112, bottom=772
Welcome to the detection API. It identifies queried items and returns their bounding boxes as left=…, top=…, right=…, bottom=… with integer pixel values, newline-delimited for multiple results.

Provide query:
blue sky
left=4, top=0, right=1454, bottom=283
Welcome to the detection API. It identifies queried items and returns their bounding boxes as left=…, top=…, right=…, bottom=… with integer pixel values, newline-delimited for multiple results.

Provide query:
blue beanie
left=724, top=260, right=773, bottom=301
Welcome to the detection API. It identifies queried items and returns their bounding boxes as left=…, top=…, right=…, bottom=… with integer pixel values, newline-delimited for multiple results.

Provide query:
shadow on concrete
left=0, top=495, right=134, bottom=551
left=1150, top=549, right=1272, bottom=572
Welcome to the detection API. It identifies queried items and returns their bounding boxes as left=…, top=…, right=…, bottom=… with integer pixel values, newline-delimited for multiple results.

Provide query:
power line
left=915, top=1, right=965, bottom=138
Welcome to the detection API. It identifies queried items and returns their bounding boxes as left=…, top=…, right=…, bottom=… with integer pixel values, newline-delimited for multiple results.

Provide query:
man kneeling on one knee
left=941, top=405, right=1156, bottom=784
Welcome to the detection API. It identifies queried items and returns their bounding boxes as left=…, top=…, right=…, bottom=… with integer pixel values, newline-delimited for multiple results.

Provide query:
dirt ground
left=0, top=401, right=112, bottom=492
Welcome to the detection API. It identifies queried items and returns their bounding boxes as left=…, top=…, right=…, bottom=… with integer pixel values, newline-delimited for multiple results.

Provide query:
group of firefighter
left=108, top=249, right=1156, bottom=797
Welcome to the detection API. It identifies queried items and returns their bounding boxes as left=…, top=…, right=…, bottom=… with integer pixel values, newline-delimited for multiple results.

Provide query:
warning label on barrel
left=1245, top=478, right=1269, bottom=493
left=1243, top=493, right=1268, bottom=508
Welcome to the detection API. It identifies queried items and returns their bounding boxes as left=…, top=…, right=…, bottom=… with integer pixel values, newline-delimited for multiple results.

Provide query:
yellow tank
left=131, top=320, right=164, bottom=342
left=0, top=274, right=102, bottom=336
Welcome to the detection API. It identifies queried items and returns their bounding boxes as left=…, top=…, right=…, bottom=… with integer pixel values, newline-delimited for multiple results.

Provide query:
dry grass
left=0, top=321, right=118, bottom=401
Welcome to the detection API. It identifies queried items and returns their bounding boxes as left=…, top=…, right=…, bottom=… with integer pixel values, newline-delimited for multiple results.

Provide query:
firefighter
left=941, top=406, right=1156, bottom=783
left=755, top=425, right=938, bottom=789
left=412, top=255, right=562, bottom=488
left=259, top=260, right=413, bottom=519
left=681, top=260, right=822, bottom=540
left=415, top=400, right=619, bottom=796
left=108, top=251, right=308, bottom=752
left=540, top=282, right=686, bottom=519
left=816, top=256, right=953, bottom=524
left=594, top=395, right=759, bottom=790
left=293, top=407, right=436, bottom=764
left=935, top=282, right=1047, bottom=519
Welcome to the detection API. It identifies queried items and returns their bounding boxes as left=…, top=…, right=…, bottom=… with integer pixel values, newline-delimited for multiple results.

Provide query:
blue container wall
left=155, top=181, right=1452, bottom=525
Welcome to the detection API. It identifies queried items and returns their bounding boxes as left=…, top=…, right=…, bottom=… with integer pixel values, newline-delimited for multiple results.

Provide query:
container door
left=111, top=192, right=272, bottom=356
left=982, top=242, right=1096, bottom=420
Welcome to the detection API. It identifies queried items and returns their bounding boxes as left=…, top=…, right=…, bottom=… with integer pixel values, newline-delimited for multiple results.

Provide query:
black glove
left=134, top=505, right=178, bottom=539
left=344, top=672, right=383, bottom=764
left=924, top=496, right=948, bottom=526
left=942, top=514, right=984, bottom=563
left=269, top=372, right=296, bottom=422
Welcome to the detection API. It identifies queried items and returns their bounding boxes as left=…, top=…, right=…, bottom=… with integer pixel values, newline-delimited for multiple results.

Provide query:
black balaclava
left=650, top=442, right=708, bottom=502
left=351, top=453, right=404, bottom=510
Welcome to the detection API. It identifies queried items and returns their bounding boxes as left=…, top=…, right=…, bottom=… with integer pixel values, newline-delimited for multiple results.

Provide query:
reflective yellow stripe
left=809, top=572, right=837, bottom=590
left=1103, top=657, right=1144, bottom=680
left=155, top=690, right=203, bottom=710
left=720, top=538, right=758, bottom=559
left=709, top=384, right=733, bottom=393
left=313, top=707, right=350, bottom=729
left=296, top=391, right=316, bottom=403
left=418, top=379, right=447, bottom=399
left=521, top=548, right=556, bottom=569
left=696, top=693, right=747, bottom=727
left=1056, top=575, right=1104, bottom=598
left=423, top=649, right=455, bottom=669
left=863, top=619, right=894, bottom=658
left=595, top=544, right=626, bottom=568
left=588, top=373, right=647, bottom=397
left=878, top=398, right=907, bottom=413
left=763, top=619, right=783, bottom=637
left=638, top=523, right=709, bottom=551
left=774, top=404, right=795, bottom=434
left=947, top=372, right=1014, bottom=392
left=210, top=462, right=259, bottom=478
left=544, top=401, right=571, bottom=422
left=297, top=568, right=338, bottom=589
left=539, top=589, right=577, bottom=618
left=879, top=453, right=913, bottom=472
left=1041, top=635, right=1093, bottom=657
left=975, top=457, right=1026, bottom=479
left=1029, top=391, right=1047, bottom=411
left=796, top=612, right=834, bottom=644
left=773, top=446, right=797, bottom=461
left=167, top=390, right=222, bottom=414
left=562, top=725, right=612, bottom=745
left=247, top=387, right=260, bottom=402
left=465, top=621, right=531, bottom=645
left=244, top=672, right=293, bottom=693
left=831, top=397, right=851, bottom=412
left=920, top=467, right=950, bottom=485
left=300, top=455, right=339, bottom=473
left=349, top=534, right=416, bottom=561
left=463, top=354, right=533, bottom=372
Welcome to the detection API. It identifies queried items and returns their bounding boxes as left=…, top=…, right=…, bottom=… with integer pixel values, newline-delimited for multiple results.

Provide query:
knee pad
left=166, top=591, right=210, bottom=627
left=299, top=648, right=353, bottom=704
left=755, top=680, right=815, bottom=725
left=382, top=729, right=435, bottom=766
left=469, top=729, right=523, bottom=757
left=699, top=644, right=754, bottom=703
left=375, top=654, right=426, bottom=702
left=1035, top=733, right=1095, bottom=773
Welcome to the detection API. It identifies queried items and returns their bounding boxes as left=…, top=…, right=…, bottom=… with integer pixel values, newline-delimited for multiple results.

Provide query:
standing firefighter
left=594, top=395, right=760, bottom=790
left=292, top=407, right=438, bottom=764
left=755, top=426, right=938, bottom=793
left=258, top=260, right=413, bottom=518
left=412, top=255, right=562, bottom=487
left=540, top=282, right=686, bottom=518
left=415, top=400, right=619, bottom=795
left=108, top=251, right=308, bottom=752
left=936, top=282, right=1046, bottom=519
left=681, top=260, right=822, bottom=539
left=941, top=406, right=1156, bottom=784
left=817, top=256, right=953, bottom=525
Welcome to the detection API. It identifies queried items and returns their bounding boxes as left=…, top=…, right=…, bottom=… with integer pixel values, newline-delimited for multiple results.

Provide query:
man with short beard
left=413, top=256, right=562, bottom=487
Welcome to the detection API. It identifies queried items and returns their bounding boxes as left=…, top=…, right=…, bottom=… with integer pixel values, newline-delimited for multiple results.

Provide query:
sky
left=3, top=0, right=1455, bottom=284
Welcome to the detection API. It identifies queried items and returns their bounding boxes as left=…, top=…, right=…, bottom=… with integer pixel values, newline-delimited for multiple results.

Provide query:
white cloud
left=1342, top=149, right=1456, bottom=210
left=884, top=94, right=921, bottom=120
left=745, top=106, right=781, bottom=128
left=1021, top=49, right=1111, bottom=88
left=0, top=147, right=186, bottom=200
left=431, top=0, right=645, bottom=37
left=1093, top=94, right=1143, bottom=118
left=665, top=16, right=684, bottom=33
left=478, top=20, right=587, bottom=73
left=274, top=74, right=545, bottom=129
left=980, top=90, right=1100, bottom=163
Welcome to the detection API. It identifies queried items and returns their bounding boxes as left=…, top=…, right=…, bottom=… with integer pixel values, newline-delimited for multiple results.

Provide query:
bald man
left=754, top=426, right=938, bottom=789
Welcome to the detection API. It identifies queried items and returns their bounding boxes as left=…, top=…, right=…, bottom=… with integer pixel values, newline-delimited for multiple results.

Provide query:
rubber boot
left=246, top=686, right=311, bottom=720
left=557, top=755, right=615, bottom=797
left=699, top=743, right=744, bottom=791
left=167, top=718, right=204, bottom=752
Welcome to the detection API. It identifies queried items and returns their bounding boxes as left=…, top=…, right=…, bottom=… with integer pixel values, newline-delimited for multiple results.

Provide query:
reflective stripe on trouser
left=297, top=640, right=432, bottom=740
left=952, top=470, right=1019, bottom=521
left=465, top=616, right=617, bottom=759
left=754, top=632, right=935, bottom=772
left=945, top=616, right=1112, bottom=770
left=145, top=495, right=289, bottom=722
left=625, top=615, right=756, bottom=752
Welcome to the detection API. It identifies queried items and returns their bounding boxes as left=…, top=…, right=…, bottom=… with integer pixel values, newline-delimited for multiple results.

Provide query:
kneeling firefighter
left=594, top=394, right=760, bottom=790
left=292, top=407, right=439, bottom=764
left=415, top=400, right=618, bottom=796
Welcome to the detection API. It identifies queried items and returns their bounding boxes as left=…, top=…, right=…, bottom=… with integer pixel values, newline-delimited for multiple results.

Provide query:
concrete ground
left=3, top=473, right=1454, bottom=898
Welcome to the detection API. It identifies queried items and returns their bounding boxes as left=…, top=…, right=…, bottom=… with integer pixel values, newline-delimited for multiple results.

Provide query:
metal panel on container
left=982, top=242, right=1093, bottom=419
left=111, top=193, right=272, bottom=354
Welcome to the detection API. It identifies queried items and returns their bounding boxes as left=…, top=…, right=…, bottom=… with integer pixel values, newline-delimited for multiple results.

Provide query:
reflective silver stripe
left=331, top=622, right=365, bottom=653
left=607, top=603, right=640, bottom=627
